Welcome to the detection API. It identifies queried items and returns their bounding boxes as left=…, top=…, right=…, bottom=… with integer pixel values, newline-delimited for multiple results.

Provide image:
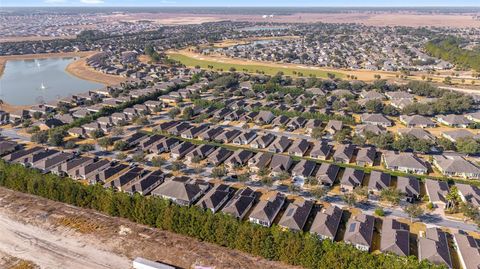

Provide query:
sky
left=2, top=0, right=480, bottom=7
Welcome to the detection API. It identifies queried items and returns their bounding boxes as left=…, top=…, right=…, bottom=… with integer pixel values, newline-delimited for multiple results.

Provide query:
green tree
left=404, top=204, right=424, bottom=222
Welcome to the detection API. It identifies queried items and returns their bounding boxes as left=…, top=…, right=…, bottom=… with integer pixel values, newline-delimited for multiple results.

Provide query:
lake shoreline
left=65, top=54, right=125, bottom=86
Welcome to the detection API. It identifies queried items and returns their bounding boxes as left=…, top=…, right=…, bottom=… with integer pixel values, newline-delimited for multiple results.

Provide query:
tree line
left=0, top=161, right=442, bottom=269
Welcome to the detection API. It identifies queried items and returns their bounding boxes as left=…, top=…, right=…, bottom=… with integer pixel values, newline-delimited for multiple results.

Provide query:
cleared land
left=65, top=54, right=125, bottom=86
left=0, top=187, right=297, bottom=269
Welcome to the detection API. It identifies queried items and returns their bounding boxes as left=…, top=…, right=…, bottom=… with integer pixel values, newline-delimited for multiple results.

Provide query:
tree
left=48, top=129, right=66, bottom=146
left=151, top=156, right=166, bottom=167
left=380, top=187, right=403, bottom=206
left=31, top=131, right=48, bottom=144
left=446, top=185, right=462, bottom=211
left=168, top=107, right=181, bottom=119
left=374, top=207, right=385, bottom=217
left=311, top=187, right=326, bottom=200
left=113, top=140, right=129, bottom=151
left=98, top=137, right=114, bottom=150
left=342, top=193, right=357, bottom=207
left=456, top=137, right=480, bottom=155
left=211, top=166, right=227, bottom=178
left=132, top=152, right=146, bottom=163
left=182, top=107, right=195, bottom=120
left=353, top=186, right=369, bottom=202
left=90, top=129, right=105, bottom=139
left=311, top=127, right=324, bottom=139
left=79, top=144, right=94, bottom=152
left=404, top=204, right=424, bottom=222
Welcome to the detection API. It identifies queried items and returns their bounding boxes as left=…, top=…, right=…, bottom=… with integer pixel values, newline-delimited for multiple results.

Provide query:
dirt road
left=0, top=202, right=131, bottom=269
left=0, top=187, right=297, bottom=269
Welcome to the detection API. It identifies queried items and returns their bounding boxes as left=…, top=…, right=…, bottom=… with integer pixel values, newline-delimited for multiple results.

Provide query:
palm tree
left=446, top=186, right=462, bottom=210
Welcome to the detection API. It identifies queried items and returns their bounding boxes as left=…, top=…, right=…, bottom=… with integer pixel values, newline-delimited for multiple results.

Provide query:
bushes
left=0, top=161, right=441, bottom=269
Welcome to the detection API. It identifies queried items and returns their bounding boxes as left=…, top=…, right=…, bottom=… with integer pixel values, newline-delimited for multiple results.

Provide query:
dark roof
left=380, top=218, right=410, bottom=256
left=310, top=206, right=343, bottom=239
left=222, top=187, right=256, bottom=219
left=316, top=163, right=340, bottom=185
left=278, top=199, right=313, bottom=231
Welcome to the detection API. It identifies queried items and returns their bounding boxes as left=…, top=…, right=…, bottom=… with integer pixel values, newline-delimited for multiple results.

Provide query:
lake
left=0, top=57, right=104, bottom=106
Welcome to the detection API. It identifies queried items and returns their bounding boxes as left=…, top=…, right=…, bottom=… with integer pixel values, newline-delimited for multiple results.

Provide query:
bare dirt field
left=0, top=187, right=297, bottom=269
left=103, top=12, right=480, bottom=28
left=65, top=54, right=125, bottom=86
left=0, top=35, right=76, bottom=43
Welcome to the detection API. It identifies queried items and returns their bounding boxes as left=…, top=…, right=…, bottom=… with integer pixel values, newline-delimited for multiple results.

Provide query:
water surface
left=0, top=57, right=104, bottom=105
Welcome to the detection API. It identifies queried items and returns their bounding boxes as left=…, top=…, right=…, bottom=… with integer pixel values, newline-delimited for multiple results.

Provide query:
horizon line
left=2, top=5, right=480, bottom=8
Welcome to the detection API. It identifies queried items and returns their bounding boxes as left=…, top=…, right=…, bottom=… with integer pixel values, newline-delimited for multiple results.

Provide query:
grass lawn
left=168, top=53, right=345, bottom=79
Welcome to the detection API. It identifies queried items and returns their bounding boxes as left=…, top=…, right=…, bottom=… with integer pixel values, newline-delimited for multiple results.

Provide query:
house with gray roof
left=433, top=155, right=480, bottom=179
left=325, top=120, right=343, bottom=135
left=267, top=136, right=291, bottom=153
left=222, top=187, right=256, bottom=220
left=198, top=126, right=224, bottom=141
left=225, top=149, right=254, bottom=169
left=400, top=115, right=436, bottom=128
left=333, top=144, right=355, bottom=163
left=456, top=183, right=480, bottom=208
left=453, top=232, right=480, bottom=269
left=180, top=124, right=209, bottom=139
left=380, top=218, right=410, bottom=256
left=316, top=163, right=340, bottom=187
left=368, top=171, right=391, bottom=194
left=170, top=142, right=196, bottom=160
left=185, top=144, right=216, bottom=163
left=361, top=113, right=392, bottom=127
left=269, top=154, right=293, bottom=176
left=288, top=139, right=311, bottom=157
left=436, top=114, right=472, bottom=128
left=278, top=199, right=313, bottom=231
left=356, top=147, right=376, bottom=167
left=248, top=152, right=273, bottom=173
left=33, top=152, right=74, bottom=173
left=272, top=115, right=290, bottom=127
left=214, top=129, right=242, bottom=143
left=385, top=91, right=413, bottom=100
left=344, top=214, right=375, bottom=251
left=55, top=157, right=94, bottom=178
left=340, top=168, right=365, bottom=192
left=233, top=130, right=257, bottom=145
left=424, top=179, right=449, bottom=209
left=396, top=176, right=421, bottom=202
left=291, top=160, right=317, bottom=180
left=310, top=206, right=343, bottom=240
left=207, top=147, right=233, bottom=166
left=355, top=124, right=386, bottom=137
left=251, top=133, right=276, bottom=149
left=123, top=169, right=164, bottom=196
left=382, top=151, right=428, bottom=175
left=398, top=128, right=435, bottom=140
left=255, top=110, right=275, bottom=124
left=197, top=184, right=232, bottom=213
left=418, top=228, right=452, bottom=268
left=152, top=177, right=210, bottom=206
left=309, top=141, right=332, bottom=160
left=249, top=192, right=286, bottom=227
left=441, top=129, right=480, bottom=142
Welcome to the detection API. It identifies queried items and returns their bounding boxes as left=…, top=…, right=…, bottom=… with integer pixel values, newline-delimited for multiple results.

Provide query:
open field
left=65, top=54, right=125, bottom=86
left=0, top=35, right=76, bottom=43
left=0, top=187, right=298, bottom=269
left=168, top=52, right=346, bottom=79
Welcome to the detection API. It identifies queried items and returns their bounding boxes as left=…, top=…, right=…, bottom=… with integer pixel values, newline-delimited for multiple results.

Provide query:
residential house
left=383, top=151, right=428, bottom=175
left=215, top=129, right=241, bottom=143
left=249, top=192, right=285, bottom=227
left=288, top=139, right=310, bottom=157
left=333, top=144, right=355, bottom=163
left=418, top=228, right=452, bottom=268
left=400, top=115, right=436, bottom=128
left=170, top=142, right=196, bottom=160
left=269, top=154, right=293, bottom=176
left=198, top=126, right=224, bottom=141
left=310, top=206, right=343, bottom=240
left=316, top=163, right=340, bottom=187
left=222, top=187, right=256, bottom=219
left=310, top=142, right=332, bottom=160
left=344, top=214, right=375, bottom=251
left=232, top=130, right=257, bottom=145
left=380, top=218, right=410, bottom=256
left=180, top=124, right=209, bottom=139
left=356, top=147, right=376, bottom=166
left=361, top=113, right=392, bottom=127
left=197, top=184, right=232, bottom=213
left=255, top=110, right=275, bottom=124
left=278, top=199, right=313, bottom=231
left=433, top=155, right=480, bottom=179
left=398, top=128, right=435, bottom=140
left=340, top=168, right=365, bottom=192
left=248, top=152, right=273, bottom=173
left=267, top=136, right=291, bottom=153
left=436, top=115, right=472, bottom=128
left=368, top=171, right=391, bottom=194
left=453, top=232, right=480, bottom=269
left=325, top=120, right=343, bottom=135
left=185, top=144, right=216, bottom=163
left=207, top=147, right=233, bottom=166
left=396, top=176, right=421, bottom=202
left=151, top=177, right=210, bottom=206
left=291, top=160, right=317, bottom=180
left=251, top=133, right=276, bottom=149
left=225, top=149, right=254, bottom=169
left=456, top=183, right=480, bottom=208
left=424, top=179, right=449, bottom=209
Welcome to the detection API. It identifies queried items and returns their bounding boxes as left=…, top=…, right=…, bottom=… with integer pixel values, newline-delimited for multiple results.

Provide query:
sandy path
left=65, top=54, right=125, bottom=86
left=0, top=210, right=131, bottom=269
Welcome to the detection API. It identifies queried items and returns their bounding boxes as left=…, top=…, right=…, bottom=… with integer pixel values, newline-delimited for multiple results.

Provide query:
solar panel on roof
left=349, top=223, right=357, bottom=233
